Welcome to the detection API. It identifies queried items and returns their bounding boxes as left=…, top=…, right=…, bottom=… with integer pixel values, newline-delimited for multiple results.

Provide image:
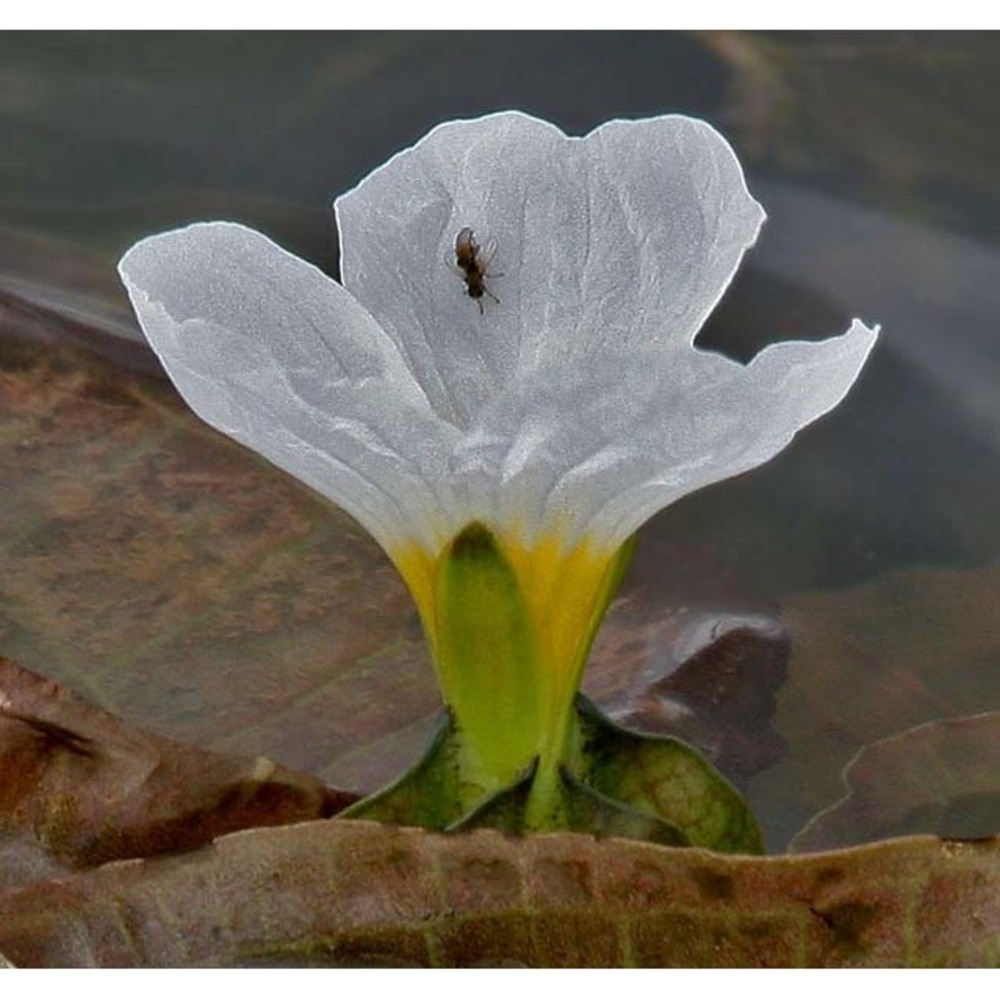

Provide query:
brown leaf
left=0, top=231, right=159, bottom=375
left=753, top=564, right=1000, bottom=846
left=792, top=712, right=1000, bottom=852
left=0, top=819, right=997, bottom=967
left=0, top=328, right=441, bottom=793
left=587, top=609, right=789, bottom=787
left=0, top=656, right=356, bottom=891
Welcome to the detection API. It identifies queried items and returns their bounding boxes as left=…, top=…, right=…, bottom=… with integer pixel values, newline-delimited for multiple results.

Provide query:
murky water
left=1, top=31, right=998, bottom=850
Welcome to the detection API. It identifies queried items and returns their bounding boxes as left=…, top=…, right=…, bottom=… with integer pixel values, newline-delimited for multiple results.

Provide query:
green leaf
left=341, top=709, right=540, bottom=830
left=444, top=761, right=538, bottom=833
left=340, top=710, right=466, bottom=828
left=346, top=695, right=757, bottom=853
left=574, top=695, right=763, bottom=854
left=559, top=769, right=688, bottom=846
left=448, top=762, right=687, bottom=847
left=344, top=709, right=688, bottom=846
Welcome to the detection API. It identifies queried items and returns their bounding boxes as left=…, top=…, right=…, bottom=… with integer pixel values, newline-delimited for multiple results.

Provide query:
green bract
left=345, top=525, right=761, bottom=852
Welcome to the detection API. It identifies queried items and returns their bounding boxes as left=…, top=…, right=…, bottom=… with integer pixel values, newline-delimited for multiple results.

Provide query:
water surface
left=1, top=31, right=998, bottom=850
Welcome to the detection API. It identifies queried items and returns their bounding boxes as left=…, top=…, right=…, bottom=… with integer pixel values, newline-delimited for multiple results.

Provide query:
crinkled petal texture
left=119, top=223, right=461, bottom=555
left=335, top=111, right=877, bottom=552
left=120, top=111, right=878, bottom=566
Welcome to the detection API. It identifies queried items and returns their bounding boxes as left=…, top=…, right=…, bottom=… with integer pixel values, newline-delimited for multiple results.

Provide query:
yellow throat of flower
left=392, top=522, right=634, bottom=805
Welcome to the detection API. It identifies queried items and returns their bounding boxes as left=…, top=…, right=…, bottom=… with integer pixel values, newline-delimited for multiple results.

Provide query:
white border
left=4, top=4, right=1000, bottom=29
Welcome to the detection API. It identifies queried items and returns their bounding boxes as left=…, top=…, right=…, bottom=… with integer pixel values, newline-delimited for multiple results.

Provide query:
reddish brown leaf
left=0, top=656, right=355, bottom=891
left=587, top=610, right=789, bottom=786
left=0, top=819, right=996, bottom=967
left=0, top=323, right=443, bottom=794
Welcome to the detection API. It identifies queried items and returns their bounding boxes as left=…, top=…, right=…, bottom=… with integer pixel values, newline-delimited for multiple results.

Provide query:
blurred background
left=1, top=31, right=998, bottom=851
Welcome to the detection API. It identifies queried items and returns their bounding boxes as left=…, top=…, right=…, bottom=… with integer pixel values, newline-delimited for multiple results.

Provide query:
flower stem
left=524, top=697, right=582, bottom=830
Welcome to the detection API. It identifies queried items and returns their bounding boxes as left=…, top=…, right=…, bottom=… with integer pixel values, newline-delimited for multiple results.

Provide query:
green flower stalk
left=119, top=112, right=878, bottom=849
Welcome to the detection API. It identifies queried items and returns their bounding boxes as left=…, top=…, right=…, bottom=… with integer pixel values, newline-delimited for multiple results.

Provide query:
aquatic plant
left=119, top=111, right=877, bottom=850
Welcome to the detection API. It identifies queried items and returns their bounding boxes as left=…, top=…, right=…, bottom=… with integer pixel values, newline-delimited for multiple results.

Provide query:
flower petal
left=454, top=320, right=879, bottom=550
left=336, top=111, right=765, bottom=428
left=119, top=223, right=459, bottom=553
left=586, top=321, right=881, bottom=546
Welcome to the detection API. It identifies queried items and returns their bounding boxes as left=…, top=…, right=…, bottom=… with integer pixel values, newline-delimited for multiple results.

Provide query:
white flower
left=119, top=112, right=877, bottom=801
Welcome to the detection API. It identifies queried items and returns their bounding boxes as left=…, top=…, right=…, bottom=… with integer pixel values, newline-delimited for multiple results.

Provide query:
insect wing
left=478, top=237, right=498, bottom=270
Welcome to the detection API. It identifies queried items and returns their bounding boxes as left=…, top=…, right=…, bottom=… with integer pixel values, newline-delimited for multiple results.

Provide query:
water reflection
left=0, top=31, right=997, bottom=850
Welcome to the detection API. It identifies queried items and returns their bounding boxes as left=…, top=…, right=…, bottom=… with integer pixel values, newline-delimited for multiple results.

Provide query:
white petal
left=458, top=321, right=879, bottom=550
left=336, top=111, right=765, bottom=429
left=119, top=223, right=459, bottom=553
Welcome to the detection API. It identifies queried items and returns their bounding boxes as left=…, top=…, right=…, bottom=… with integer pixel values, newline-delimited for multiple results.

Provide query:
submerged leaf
left=0, top=225, right=153, bottom=372
left=755, top=563, right=1000, bottom=848
left=589, top=606, right=790, bottom=786
left=0, top=334, right=441, bottom=794
left=792, top=712, right=1000, bottom=852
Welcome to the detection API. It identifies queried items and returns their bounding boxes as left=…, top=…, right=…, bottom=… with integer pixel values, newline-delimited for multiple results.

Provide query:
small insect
left=454, top=226, right=501, bottom=314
